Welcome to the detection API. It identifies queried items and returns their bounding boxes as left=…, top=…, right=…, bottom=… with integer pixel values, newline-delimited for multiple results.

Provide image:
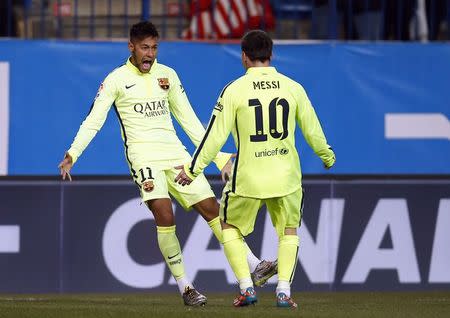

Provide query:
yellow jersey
left=68, top=58, right=230, bottom=171
left=187, top=66, right=335, bottom=198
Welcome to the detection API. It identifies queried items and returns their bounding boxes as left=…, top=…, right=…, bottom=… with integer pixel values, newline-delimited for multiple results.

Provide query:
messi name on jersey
left=253, top=80, right=280, bottom=90
left=133, top=100, right=169, bottom=117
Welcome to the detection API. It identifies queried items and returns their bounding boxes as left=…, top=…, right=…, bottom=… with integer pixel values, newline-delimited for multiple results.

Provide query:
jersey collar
left=246, top=66, right=277, bottom=75
left=126, top=58, right=159, bottom=75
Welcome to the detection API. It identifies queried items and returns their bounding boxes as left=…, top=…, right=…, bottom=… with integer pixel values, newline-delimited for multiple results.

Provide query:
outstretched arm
left=59, top=78, right=117, bottom=180
left=175, top=90, right=236, bottom=185
left=168, top=71, right=232, bottom=171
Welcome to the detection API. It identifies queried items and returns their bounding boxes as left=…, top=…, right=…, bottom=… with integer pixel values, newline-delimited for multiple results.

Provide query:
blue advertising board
left=0, top=40, right=449, bottom=175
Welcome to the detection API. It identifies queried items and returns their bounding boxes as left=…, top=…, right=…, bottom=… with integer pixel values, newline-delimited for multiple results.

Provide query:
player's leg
left=266, top=188, right=303, bottom=309
left=276, top=226, right=299, bottom=308
left=133, top=165, right=205, bottom=306
left=167, top=168, right=276, bottom=284
left=219, top=191, right=261, bottom=306
left=192, top=196, right=276, bottom=284
left=222, top=222, right=257, bottom=307
left=166, top=169, right=224, bottom=240
left=145, top=198, right=206, bottom=306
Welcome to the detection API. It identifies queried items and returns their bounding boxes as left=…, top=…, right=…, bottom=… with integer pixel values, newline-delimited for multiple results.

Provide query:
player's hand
left=323, top=155, right=336, bottom=170
left=58, top=153, right=73, bottom=181
left=221, top=153, right=236, bottom=183
left=174, top=165, right=193, bottom=186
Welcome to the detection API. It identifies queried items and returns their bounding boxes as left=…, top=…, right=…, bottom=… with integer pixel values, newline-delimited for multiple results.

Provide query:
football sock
left=238, top=277, right=254, bottom=293
left=276, top=280, right=291, bottom=297
left=157, top=225, right=190, bottom=294
left=176, top=277, right=194, bottom=294
left=207, top=216, right=223, bottom=243
left=278, top=234, right=299, bottom=283
left=208, top=217, right=261, bottom=271
left=222, top=228, right=251, bottom=286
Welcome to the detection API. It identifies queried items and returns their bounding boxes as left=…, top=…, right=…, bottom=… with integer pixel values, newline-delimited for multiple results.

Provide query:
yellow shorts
left=128, top=148, right=215, bottom=210
left=219, top=187, right=304, bottom=237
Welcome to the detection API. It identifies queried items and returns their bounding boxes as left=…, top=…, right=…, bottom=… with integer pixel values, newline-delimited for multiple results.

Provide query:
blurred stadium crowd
left=0, top=0, right=448, bottom=41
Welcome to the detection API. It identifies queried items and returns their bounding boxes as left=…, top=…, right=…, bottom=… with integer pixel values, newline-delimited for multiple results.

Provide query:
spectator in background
left=310, top=0, right=345, bottom=39
left=0, top=0, right=18, bottom=37
left=426, top=0, right=447, bottom=40
left=311, top=0, right=385, bottom=40
left=310, top=0, right=422, bottom=41
left=410, top=0, right=428, bottom=42
left=349, top=0, right=384, bottom=40
left=384, top=0, right=415, bottom=40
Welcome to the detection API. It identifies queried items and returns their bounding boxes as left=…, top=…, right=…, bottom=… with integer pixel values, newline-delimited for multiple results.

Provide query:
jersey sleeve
left=67, top=75, right=118, bottom=164
left=187, top=86, right=236, bottom=178
left=167, top=70, right=232, bottom=170
left=295, top=86, right=336, bottom=168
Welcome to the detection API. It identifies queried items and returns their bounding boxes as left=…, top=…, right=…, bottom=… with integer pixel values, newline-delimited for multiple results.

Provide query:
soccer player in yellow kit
left=58, top=22, right=277, bottom=306
left=175, top=30, right=336, bottom=308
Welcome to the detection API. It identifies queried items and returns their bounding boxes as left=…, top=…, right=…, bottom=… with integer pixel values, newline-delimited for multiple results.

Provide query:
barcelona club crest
left=157, top=78, right=170, bottom=90
left=142, top=180, right=154, bottom=192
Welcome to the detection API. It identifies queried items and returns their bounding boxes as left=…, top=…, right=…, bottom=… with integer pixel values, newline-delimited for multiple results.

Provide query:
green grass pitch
left=0, top=291, right=449, bottom=318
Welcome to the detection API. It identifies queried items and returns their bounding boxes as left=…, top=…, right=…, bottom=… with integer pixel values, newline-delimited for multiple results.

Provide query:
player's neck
left=246, top=60, right=270, bottom=69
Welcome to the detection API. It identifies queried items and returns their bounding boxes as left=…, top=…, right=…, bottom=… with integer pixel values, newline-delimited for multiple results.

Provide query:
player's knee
left=193, top=197, right=219, bottom=221
left=283, top=227, right=298, bottom=236
left=146, top=199, right=175, bottom=226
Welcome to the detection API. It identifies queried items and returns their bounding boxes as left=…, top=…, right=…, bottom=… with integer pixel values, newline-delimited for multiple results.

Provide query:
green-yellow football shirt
left=67, top=58, right=230, bottom=171
left=187, top=66, right=335, bottom=198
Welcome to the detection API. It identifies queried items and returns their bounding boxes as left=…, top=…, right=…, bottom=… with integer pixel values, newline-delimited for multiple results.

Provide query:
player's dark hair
left=241, top=30, right=272, bottom=62
left=130, top=21, right=159, bottom=42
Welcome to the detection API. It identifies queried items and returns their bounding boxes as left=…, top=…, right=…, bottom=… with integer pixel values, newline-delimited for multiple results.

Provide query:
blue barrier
left=0, top=40, right=449, bottom=175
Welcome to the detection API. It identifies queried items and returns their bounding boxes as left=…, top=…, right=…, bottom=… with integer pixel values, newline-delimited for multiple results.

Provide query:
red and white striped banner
left=183, top=0, right=275, bottom=39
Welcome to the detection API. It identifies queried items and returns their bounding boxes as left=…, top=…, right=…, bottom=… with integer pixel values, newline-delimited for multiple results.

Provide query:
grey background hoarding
left=0, top=177, right=449, bottom=293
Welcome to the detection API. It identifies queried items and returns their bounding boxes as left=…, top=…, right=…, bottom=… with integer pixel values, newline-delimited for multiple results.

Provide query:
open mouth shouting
left=141, top=59, right=153, bottom=72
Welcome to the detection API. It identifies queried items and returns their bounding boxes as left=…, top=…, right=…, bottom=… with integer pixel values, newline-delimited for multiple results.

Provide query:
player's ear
left=128, top=41, right=134, bottom=52
left=241, top=52, right=247, bottom=68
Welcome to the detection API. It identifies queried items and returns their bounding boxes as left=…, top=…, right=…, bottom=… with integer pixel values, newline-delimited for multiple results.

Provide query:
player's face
left=129, top=36, right=158, bottom=73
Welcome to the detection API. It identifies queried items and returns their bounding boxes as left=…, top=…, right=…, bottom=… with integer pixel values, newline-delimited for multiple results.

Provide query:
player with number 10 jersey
left=188, top=66, right=335, bottom=199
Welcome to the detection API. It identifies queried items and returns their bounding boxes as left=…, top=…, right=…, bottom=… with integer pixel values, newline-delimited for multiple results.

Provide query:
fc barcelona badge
left=157, top=78, right=170, bottom=90
left=142, top=180, right=154, bottom=192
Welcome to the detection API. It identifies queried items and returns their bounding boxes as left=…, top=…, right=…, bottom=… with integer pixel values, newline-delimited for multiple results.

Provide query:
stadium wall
left=0, top=177, right=449, bottom=293
left=0, top=40, right=449, bottom=175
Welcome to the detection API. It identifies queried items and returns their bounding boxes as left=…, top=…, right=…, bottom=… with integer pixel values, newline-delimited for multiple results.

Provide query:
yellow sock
left=207, top=216, right=223, bottom=243
left=157, top=225, right=186, bottom=280
left=278, top=234, right=299, bottom=282
left=222, top=228, right=250, bottom=281
left=209, top=217, right=260, bottom=272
